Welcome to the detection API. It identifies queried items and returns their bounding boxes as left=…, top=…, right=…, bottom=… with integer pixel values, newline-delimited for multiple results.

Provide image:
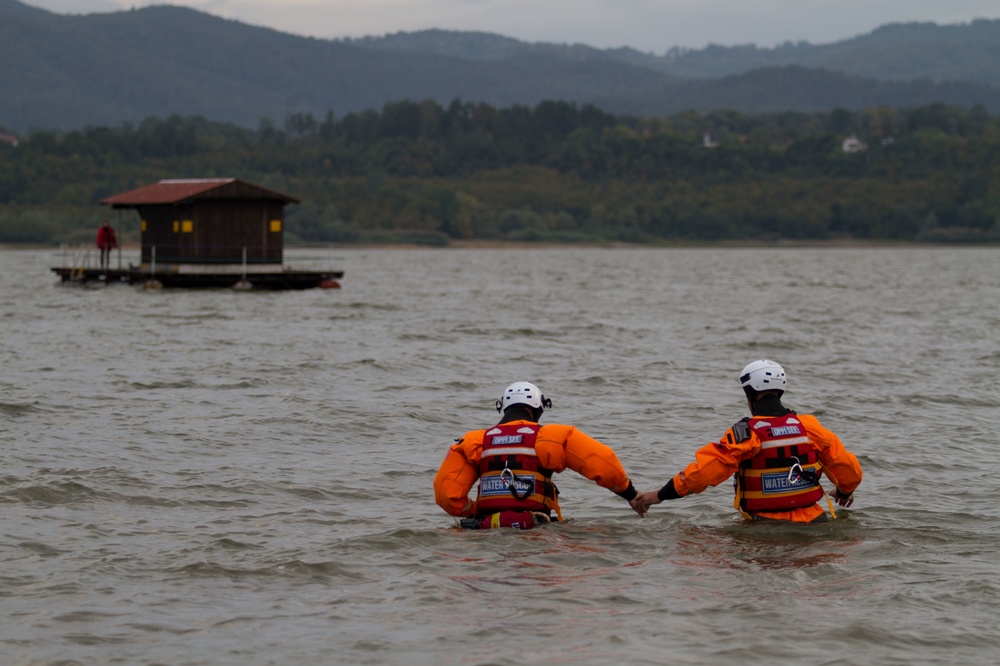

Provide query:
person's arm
left=635, top=422, right=758, bottom=512
left=539, top=424, right=637, bottom=501
left=433, top=436, right=480, bottom=517
left=800, top=414, right=862, bottom=506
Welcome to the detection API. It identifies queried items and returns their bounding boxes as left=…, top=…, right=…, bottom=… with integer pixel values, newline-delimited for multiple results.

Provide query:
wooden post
left=117, top=210, right=123, bottom=271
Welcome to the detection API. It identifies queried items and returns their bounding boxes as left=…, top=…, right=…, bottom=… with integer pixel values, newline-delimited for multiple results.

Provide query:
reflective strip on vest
left=481, top=446, right=537, bottom=457
left=758, top=436, right=811, bottom=449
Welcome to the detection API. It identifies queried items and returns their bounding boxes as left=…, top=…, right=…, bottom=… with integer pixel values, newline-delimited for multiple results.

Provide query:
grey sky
left=21, top=0, right=1000, bottom=52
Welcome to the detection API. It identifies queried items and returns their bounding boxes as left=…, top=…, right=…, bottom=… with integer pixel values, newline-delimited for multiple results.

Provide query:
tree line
left=1, top=99, right=998, bottom=245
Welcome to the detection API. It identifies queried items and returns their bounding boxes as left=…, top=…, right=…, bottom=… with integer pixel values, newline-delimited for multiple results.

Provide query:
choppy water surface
left=2, top=246, right=999, bottom=665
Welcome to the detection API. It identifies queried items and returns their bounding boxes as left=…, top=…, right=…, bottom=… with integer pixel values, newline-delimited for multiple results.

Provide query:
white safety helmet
left=739, top=360, right=787, bottom=393
left=496, top=381, right=552, bottom=413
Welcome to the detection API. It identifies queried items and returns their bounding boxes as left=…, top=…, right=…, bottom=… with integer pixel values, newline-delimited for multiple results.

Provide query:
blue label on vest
left=770, top=425, right=802, bottom=436
left=491, top=435, right=523, bottom=445
left=480, top=476, right=534, bottom=497
left=761, top=471, right=815, bottom=494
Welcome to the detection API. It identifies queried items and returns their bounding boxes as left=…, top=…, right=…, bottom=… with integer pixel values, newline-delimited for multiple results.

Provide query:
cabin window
left=182, top=220, right=193, bottom=233
left=269, top=219, right=282, bottom=233
left=173, top=221, right=179, bottom=233
left=141, top=220, right=147, bottom=232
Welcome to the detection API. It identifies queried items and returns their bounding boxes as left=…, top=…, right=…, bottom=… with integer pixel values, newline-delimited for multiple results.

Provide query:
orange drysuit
left=434, top=420, right=636, bottom=520
left=668, top=412, right=862, bottom=522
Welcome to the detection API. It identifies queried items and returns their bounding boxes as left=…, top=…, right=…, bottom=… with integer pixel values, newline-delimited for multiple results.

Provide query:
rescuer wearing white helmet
left=434, top=381, right=643, bottom=529
left=633, top=360, right=863, bottom=523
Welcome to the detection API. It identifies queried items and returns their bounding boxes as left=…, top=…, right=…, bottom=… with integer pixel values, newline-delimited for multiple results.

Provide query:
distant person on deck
left=434, top=381, right=644, bottom=529
left=633, top=360, right=863, bottom=523
left=96, top=219, right=118, bottom=272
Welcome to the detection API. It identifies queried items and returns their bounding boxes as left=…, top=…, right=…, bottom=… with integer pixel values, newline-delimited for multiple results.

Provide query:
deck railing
left=54, top=245, right=342, bottom=274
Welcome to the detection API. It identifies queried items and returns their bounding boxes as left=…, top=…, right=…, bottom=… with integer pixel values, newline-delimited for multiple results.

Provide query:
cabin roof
left=101, top=178, right=300, bottom=207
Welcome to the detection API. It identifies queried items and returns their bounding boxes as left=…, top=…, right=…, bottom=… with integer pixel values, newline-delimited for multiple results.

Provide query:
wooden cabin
left=53, top=178, right=342, bottom=289
left=101, top=178, right=300, bottom=265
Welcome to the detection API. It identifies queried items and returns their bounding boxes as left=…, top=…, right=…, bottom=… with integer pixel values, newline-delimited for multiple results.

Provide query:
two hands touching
left=628, top=490, right=661, bottom=518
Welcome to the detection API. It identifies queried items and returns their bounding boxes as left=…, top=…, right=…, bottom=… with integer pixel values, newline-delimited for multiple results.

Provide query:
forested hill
left=2, top=102, right=998, bottom=246
left=2, top=0, right=1000, bottom=132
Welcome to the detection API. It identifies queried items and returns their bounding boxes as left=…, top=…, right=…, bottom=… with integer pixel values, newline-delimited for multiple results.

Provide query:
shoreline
left=3, top=239, right=995, bottom=252
left=295, top=238, right=993, bottom=250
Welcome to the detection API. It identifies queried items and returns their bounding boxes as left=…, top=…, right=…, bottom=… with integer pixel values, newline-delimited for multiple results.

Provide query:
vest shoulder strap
left=729, top=417, right=752, bottom=444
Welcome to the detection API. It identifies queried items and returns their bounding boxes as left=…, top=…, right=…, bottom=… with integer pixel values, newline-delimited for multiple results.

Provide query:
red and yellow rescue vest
left=735, top=413, right=824, bottom=514
left=475, top=423, right=559, bottom=517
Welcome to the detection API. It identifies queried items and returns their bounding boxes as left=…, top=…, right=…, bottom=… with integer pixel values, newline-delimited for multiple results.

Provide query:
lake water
left=2, top=245, right=999, bottom=666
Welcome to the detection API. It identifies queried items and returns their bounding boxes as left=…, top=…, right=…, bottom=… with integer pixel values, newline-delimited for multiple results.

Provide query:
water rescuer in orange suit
left=634, top=360, right=863, bottom=523
left=434, top=382, right=644, bottom=529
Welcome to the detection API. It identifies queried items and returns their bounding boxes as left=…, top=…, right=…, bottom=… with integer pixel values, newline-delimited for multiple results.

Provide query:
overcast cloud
left=21, top=0, right=1000, bottom=52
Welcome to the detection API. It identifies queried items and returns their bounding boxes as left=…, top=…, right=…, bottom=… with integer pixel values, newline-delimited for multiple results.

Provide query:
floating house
left=52, top=178, right=342, bottom=289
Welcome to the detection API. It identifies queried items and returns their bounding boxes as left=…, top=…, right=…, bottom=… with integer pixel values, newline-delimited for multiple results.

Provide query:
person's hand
left=630, top=490, right=662, bottom=517
left=829, top=488, right=855, bottom=507
left=628, top=496, right=646, bottom=518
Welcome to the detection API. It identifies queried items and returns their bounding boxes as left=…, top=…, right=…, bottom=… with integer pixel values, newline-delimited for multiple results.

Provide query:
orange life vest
left=475, top=423, right=559, bottom=517
left=735, top=413, right=824, bottom=514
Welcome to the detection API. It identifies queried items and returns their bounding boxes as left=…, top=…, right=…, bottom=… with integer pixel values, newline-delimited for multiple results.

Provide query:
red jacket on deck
left=96, top=225, right=118, bottom=251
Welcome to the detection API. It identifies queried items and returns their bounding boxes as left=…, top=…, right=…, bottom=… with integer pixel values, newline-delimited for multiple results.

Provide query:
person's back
left=434, top=381, right=643, bottom=529
left=634, top=360, right=862, bottom=522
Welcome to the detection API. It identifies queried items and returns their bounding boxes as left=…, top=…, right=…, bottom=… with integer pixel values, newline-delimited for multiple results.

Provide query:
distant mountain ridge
left=659, top=20, right=1000, bottom=84
left=1, top=0, right=999, bottom=132
left=0, top=0, right=44, bottom=15
left=351, top=20, right=1000, bottom=86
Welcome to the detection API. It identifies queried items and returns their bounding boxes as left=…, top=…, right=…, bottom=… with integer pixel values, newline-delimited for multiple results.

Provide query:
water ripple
left=2, top=247, right=999, bottom=665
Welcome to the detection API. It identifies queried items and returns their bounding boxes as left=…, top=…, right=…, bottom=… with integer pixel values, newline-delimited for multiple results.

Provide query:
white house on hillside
left=842, top=135, right=868, bottom=153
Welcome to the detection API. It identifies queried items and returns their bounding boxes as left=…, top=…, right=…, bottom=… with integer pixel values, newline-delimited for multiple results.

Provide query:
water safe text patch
left=480, top=476, right=534, bottom=496
left=761, top=472, right=816, bottom=493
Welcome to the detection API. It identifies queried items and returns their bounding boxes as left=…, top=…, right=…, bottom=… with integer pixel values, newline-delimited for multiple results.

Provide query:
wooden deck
left=51, top=266, right=343, bottom=290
